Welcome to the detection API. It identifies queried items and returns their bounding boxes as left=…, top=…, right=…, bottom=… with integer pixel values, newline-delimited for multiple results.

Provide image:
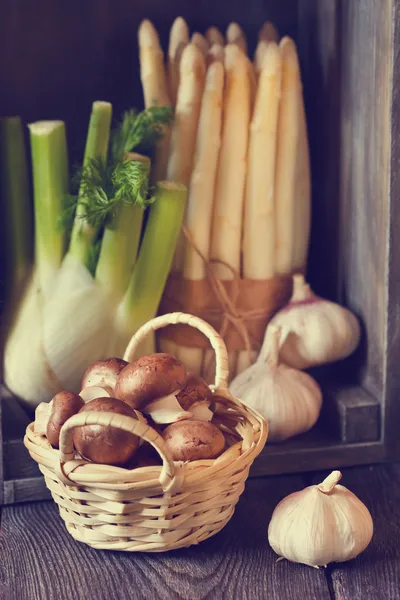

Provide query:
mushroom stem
left=34, top=401, right=53, bottom=435
left=318, top=471, right=342, bottom=494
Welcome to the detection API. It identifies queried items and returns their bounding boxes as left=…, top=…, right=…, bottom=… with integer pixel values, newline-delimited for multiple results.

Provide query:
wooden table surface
left=0, top=463, right=398, bottom=600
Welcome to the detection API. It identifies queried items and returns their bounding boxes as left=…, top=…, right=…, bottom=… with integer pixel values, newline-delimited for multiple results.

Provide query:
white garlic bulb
left=268, top=471, right=373, bottom=567
left=270, top=274, right=361, bottom=369
left=229, top=325, right=322, bottom=441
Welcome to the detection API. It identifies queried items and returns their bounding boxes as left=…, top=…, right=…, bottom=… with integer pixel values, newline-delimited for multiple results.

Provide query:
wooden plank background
left=2, top=464, right=400, bottom=599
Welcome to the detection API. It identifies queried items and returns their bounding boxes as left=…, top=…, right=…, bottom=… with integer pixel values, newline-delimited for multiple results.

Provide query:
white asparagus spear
left=237, top=42, right=282, bottom=374
left=207, top=43, right=225, bottom=65
left=208, top=44, right=251, bottom=380
left=210, top=44, right=251, bottom=278
left=138, top=20, right=172, bottom=182
left=167, top=43, right=206, bottom=187
left=226, top=22, right=247, bottom=54
left=138, top=20, right=170, bottom=107
left=291, top=82, right=311, bottom=270
left=161, top=44, right=206, bottom=364
left=167, top=42, right=206, bottom=276
left=254, top=22, right=279, bottom=76
left=274, top=37, right=302, bottom=274
left=168, top=17, right=189, bottom=107
left=254, top=39, right=268, bottom=76
left=159, top=45, right=206, bottom=361
left=158, top=337, right=180, bottom=357
left=176, top=63, right=224, bottom=375
left=243, top=43, right=282, bottom=279
left=184, top=61, right=224, bottom=280
left=191, top=33, right=209, bottom=58
left=259, top=21, right=279, bottom=42
left=206, top=26, right=225, bottom=47
left=244, top=53, right=257, bottom=114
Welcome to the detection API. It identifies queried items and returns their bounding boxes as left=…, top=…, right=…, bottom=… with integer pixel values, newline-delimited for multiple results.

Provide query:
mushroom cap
left=81, top=358, right=128, bottom=391
left=47, top=391, right=84, bottom=448
left=176, top=372, right=213, bottom=410
left=73, top=397, right=140, bottom=466
left=162, top=420, right=225, bottom=462
left=115, top=353, right=187, bottom=409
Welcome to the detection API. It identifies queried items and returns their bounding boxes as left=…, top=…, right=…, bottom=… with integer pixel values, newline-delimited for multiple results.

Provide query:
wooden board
left=2, top=464, right=400, bottom=599
left=311, top=464, right=400, bottom=600
left=385, top=0, right=400, bottom=460
left=0, top=474, right=333, bottom=600
left=298, top=0, right=393, bottom=400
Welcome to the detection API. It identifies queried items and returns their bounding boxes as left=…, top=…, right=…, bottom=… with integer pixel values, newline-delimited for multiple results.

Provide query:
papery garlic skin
left=268, top=471, right=373, bottom=567
left=230, top=325, right=322, bottom=441
left=270, top=274, right=361, bottom=370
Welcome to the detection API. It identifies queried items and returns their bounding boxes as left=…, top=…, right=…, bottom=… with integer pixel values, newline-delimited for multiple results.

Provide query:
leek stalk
left=28, top=121, right=69, bottom=298
left=0, top=117, right=32, bottom=300
left=4, top=120, right=70, bottom=403
left=95, top=154, right=150, bottom=300
left=68, top=101, right=112, bottom=268
left=113, top=181, right=187, bottom=357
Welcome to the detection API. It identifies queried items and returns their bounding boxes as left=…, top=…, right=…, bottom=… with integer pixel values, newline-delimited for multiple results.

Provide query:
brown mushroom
left=73, top=397, right=140, bottom=466
left=115, top=353, right=187, bottom=409
left=81, top=358, right=128, bottom=391
left=162, top=420, right=225, bottom=462
left=176, top=373, right=213, bottom=410
left=46, top=391, right=84, bottom=448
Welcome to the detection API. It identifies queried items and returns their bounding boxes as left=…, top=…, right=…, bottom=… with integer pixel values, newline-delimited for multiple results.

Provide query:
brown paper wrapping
left=158, top=273, right=294, bottom=352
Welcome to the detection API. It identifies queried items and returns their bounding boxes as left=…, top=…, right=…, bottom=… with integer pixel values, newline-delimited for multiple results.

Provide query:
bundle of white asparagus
left=138, top=18, right=311, bottom=382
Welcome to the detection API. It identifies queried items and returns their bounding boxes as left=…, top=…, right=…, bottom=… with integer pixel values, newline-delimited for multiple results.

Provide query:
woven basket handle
left=123, top=312, right=229, bottom=392
left=58, top=412, right=179, bottom=493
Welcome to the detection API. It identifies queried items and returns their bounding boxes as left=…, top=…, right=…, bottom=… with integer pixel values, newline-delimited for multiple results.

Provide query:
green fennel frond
left=72, top=158, right=152, bottom=228
left=111, top=106, right=173, bottom=160
left=112, top=158, right=152, bottom=207
left=61, top=106, right=168, bottom=232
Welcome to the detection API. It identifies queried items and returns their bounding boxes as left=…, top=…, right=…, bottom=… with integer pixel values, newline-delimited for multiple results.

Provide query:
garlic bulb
left=268, top=471, right=373, bottom=567
left=270, top=274, right=361, bottom=369
left=229, top=325, right=322, bottom=441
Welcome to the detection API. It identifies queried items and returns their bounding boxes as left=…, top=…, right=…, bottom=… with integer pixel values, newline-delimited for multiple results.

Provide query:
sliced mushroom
left=72, top=397, right=140, bottom=466
left=81, top=358, right=128, bottom=391
left=189, top=401, right=214, bottom=422
left=162, top=420, right=225, bottom=462
left=34, top=400, right=54, bottom=436
left=46, top=392, right=84, bottom=448
left=144, top=392, right=193, bottom=424
left=79, top=385, right=113, bottom=403
left=115, top=353, right=187, bottom=409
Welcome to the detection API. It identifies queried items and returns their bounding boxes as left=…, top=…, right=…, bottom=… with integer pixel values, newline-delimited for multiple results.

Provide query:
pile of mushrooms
left=34, top=353, right=226, bottom=467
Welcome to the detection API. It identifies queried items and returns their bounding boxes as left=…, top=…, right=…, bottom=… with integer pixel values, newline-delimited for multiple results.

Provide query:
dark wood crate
left=1, top=0, right=399, bottom=504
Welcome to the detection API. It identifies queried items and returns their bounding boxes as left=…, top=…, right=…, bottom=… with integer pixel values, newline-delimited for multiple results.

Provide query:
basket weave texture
left=24, top=312, right=268, bottom=552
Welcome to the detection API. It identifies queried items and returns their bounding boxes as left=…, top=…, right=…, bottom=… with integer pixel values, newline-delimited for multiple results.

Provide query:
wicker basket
left=24, top=312, right=268, bottom=552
